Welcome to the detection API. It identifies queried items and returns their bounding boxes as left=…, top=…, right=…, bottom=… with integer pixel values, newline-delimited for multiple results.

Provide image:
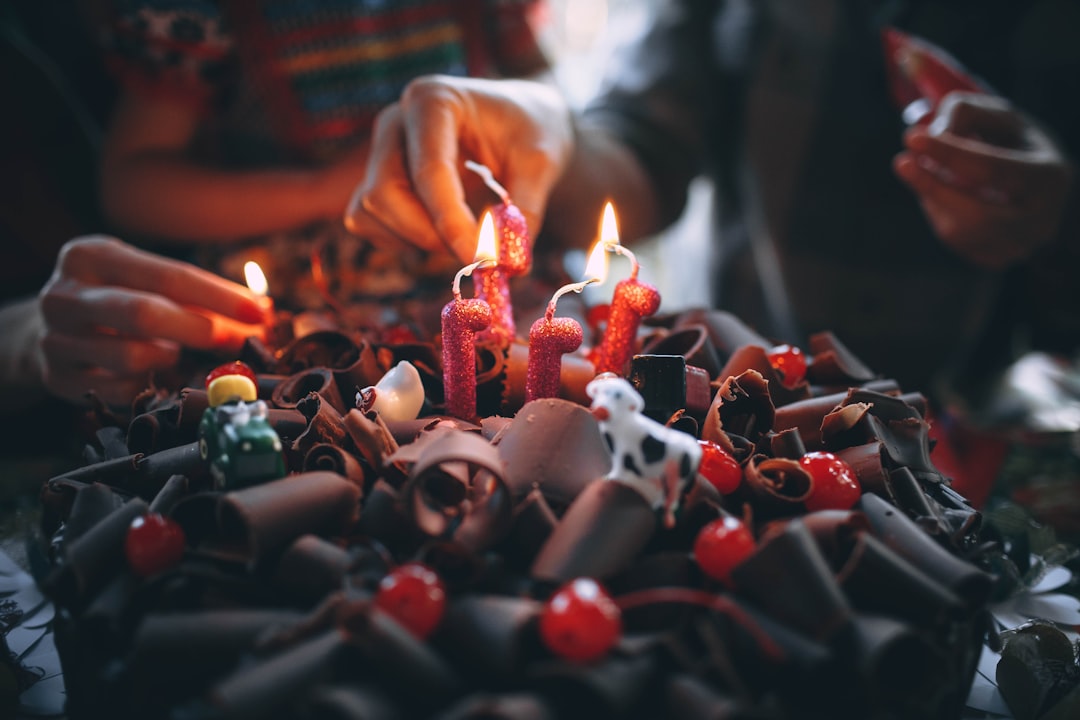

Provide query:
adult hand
left=37, top=236, right=268, bottom=405
left=350, top=75, right=574, bottom=263
left=894, top=92, right=1073, bottom=269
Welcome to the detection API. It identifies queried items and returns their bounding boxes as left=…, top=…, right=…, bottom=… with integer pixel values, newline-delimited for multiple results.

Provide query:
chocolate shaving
left=806, top=331, right=876, bottom=385
left=273, top=367, right=347, bottom=414
left=705, top=370, right=775, bottom=444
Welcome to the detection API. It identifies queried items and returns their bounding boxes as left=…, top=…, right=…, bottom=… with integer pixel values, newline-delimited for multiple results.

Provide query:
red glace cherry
left=693, top=516, right=756, bottom=585
left=125, top=513, right=186, bottom=578
left=539, top=578, right=622, bottom=663
left=799, top=451, right=862, bottom=512
left=374, top=563, right=446, bottom=640
left=697, top=440, right=743, bottom=495
left=205, top=360, right=257, bottom=389
left=766, top=344, right=808, bottom=389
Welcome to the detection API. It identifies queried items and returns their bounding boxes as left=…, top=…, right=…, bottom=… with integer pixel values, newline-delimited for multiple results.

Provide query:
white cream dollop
left=357, top=360, right=425, bottom=421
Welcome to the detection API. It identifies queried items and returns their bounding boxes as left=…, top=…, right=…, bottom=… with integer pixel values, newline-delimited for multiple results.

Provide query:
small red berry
left=697, top=440, right=743, bottom=495
left=125, top=513, right=186, bottom=577
left=766, top=344, right=808, bottom=389
left=799, top=451, right=862, bottom=511
left=693, top=516, right=756, bottom=584
left=205, top=361, right=257, bottom=389
left=375, top=563, right=446, bottom=640
left=539, top=578, right=622, bottom=663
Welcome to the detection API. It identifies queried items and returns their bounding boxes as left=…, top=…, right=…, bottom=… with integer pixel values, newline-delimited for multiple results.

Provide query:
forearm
left=0, top=298, right=47, bottom=414
left=543, top=119, right=663, bottom=251
left=101, top=153, right=356, bottom=243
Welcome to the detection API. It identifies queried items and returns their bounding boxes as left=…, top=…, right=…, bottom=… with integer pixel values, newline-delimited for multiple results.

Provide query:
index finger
left=59, top=236, right=267, bottom=324
left=400, top=80, right=481, bottom=263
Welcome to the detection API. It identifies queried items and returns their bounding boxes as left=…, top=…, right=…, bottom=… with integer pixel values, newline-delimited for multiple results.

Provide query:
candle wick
left=453, top=258, right=496, bottom=298
left=465, top=160, right=510, bottom=203
left=609, top=243, right=640, bottom=280
left=547, top=278, right=599, bottom=320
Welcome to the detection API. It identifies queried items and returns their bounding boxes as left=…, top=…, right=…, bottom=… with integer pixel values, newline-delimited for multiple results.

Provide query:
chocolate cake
left=38, top=308, right=998, bottom=720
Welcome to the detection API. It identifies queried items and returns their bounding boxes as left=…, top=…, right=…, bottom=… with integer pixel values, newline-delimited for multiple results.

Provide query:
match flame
left=583, top=238, right=609, bottom=284
left=244, top=261, right=269, bottom=297
left=599, top=201, right=619, bottom=249
left=474, top=211, right=498, bottom=262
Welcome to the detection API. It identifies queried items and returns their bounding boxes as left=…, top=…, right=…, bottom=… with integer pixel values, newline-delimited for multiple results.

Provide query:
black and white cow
left=586, top=376, right=702, bottom=528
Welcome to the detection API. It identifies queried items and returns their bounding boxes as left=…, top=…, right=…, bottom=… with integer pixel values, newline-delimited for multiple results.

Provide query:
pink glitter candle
left=466, top=161, right=532, bottom=346
left=441, top=214, right=497, bottom=419
left=526, top=240, right=607, bottom=402
left=441, top=296, right=492, bottom=419
left=591, top=204, right=661, bottom=376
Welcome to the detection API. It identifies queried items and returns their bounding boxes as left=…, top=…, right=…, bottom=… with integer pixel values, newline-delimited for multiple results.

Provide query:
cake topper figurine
left=356, top=360, right=425, bottom=421
left=586, top=375, right=702, bottom=528
left=198, top=361, right=286, bottom=490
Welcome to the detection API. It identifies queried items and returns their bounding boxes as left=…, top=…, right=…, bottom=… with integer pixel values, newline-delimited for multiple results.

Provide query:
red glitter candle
left=591, top=204, right=661, bottom=376
left=474, top=264, right=515, bottom=345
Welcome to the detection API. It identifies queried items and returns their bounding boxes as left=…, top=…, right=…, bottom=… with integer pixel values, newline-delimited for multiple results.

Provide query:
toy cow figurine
left=586, top=375, right=702, bottom=528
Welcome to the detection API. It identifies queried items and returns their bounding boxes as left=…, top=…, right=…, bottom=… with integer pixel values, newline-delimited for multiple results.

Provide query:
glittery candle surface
left=495, top=201, right=532, bottom=275
left=593, top=278, right=661, bottom=376
left=526, top=315, right=584, bottom=402
left=474, top=265, right=515, bottom=346
left=441, top=298, right=492, bottom=419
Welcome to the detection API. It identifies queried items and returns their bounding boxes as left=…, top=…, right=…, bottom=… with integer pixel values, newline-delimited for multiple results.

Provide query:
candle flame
left=474, top=211, right=498, bottom=262
left=599, top=201, right=619, bottom=249
left=583, top=238, right=608, bottom=284
left=244, top=261, right=268, bottom=296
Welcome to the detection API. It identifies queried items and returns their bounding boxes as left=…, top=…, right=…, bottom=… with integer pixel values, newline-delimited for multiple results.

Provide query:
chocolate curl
left=740, top=454, right=812, bottom=517
left=805, top=331, right=876, bottom=386
left=381, top=416, right=480, bottom=447
left=888, top=466, right=944, bottom=521
left=62, top=482, right=124, bottom=547
left=857, top=493, right=993, bottom=609
left=130, top=609, right=304, bottom=687
left=608, top=553, right=702, bottom=632
left=292, top=391, right=348, bottom=460
left=303, top=443, right=367, bottom=488
left=730, top=519, right=852, bottom=643
left=496, top=398, right=609, bottom=507
left=50, top=453, right=141, bottom=489
left=267, top=407, right=309, bottom=443
left=822, top=392, right=942, bottom=483
left=431, top=595, right=543, bottom=684
left=272, top=534, right=352, bottom=606
left=306, top=685, right=401, bottom=720
left=255, top=373, right=286, bottom=400
left=474, top=336, right=511, bottom=416
left=641, top=324, right=723, bottom=379
left=95, top=425, right=130, bottom=459
left=396, top=427, right=512, bottom=552
left=136, top=441, right=209, bottom=496
left=272, top=367, right=347, bottom=415
left=339, top=607, right=461, bottom=713
left=836, top=531, right=965, bottom=628
left=502, top=488, right=558, bottom=568
left=529, top=649, right=659, bottom=719
left=501, top=341, right=596, bottom=414
left=833, top=441, right=893, bottom=501
left=674, top=309, right=769, bottom=359
left=845, top=614, right=952, bottom=718
left=629, top=354, right=688, bottom=424
left=531, top=479, right=657, bottom=583
left=436, top=694, right=556, bottom=720
left=217, top=472, right=361, bottom=567
left=717, top=344, right=811, bottom=407
left=703, top=370, right=775, bottom=446
left=791, top=510, right=872, bottom=567
left=329, top=338, right=383, bottom=397
left=149, top=474, right=189, bottom=515
left=663, top=674, right=745, bottom=720
left=48, top=496, right=149, bottom=606
left=769, top=427, right=807, bottom=459
left=274, top=330, right=363, bottom=375
left=355, top=480, right=412, bottom=548
left=343, top=409, right=403, bottom=483
left=127, top=386, right=209, bottom=454
left=208, top=628, right=346, bottom=720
